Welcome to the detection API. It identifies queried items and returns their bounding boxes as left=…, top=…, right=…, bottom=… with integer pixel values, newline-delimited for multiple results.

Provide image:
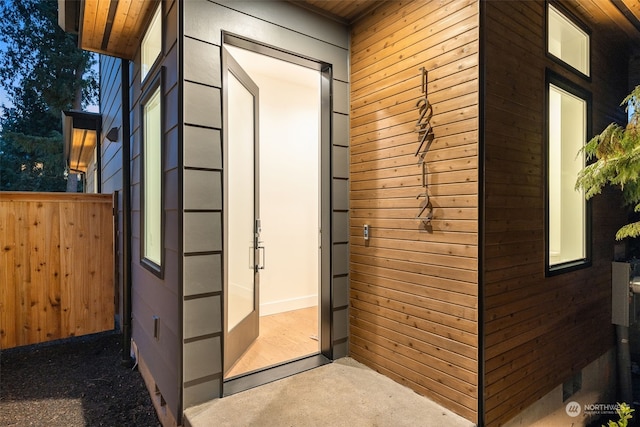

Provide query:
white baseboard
left=260, top=295, right=317, bottom=316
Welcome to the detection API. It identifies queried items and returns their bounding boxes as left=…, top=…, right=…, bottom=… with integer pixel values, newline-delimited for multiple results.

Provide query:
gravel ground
left=0, top=331, right=160, bottom=427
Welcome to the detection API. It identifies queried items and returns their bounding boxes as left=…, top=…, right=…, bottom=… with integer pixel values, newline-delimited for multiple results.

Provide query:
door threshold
left=223, top=353, right=330, bottom=397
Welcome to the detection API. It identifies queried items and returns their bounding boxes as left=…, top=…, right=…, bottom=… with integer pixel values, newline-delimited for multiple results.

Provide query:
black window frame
left=140, top=2, right=164, bottom=85
left=140, top=68, right=165, bottom=278
left=545, top=1, right=592, bottom=81
left=544, top=70, right=593, bottom=277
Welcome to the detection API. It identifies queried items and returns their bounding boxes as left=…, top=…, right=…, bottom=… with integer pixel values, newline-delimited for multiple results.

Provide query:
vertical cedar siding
left=349, top=0, right=480, bottom=423
left=129, top=0, right=181, bottom=419
left=483, top=1, right=628, bottom=425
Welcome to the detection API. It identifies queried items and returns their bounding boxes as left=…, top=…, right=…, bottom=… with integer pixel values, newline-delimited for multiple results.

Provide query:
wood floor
left=225, top=306, right=319, bottom=378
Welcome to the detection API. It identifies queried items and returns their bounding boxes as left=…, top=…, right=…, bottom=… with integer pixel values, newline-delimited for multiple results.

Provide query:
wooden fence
left=0, top=192, right=114, bottom=349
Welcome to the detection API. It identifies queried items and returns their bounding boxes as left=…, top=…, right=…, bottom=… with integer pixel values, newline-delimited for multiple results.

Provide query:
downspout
left=616, top=324, right=633, bottom=405
left=121, top=58, right=132, bottom=364
left=177, top=1, right=185, bottom=421
left=96, top=119, right=102, bottom=193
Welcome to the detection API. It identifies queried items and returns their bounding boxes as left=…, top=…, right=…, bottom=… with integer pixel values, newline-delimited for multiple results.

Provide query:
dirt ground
left=0, top=331, right=160, bottom=426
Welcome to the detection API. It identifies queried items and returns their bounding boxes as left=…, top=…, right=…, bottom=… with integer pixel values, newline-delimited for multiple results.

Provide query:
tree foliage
left=576, top=85, right=640, bottom=240
left=0, top=79, right=67, bottom=191
left=0, top=0, right=97, bottom=111
left=0, top=0, right=98, bottom=191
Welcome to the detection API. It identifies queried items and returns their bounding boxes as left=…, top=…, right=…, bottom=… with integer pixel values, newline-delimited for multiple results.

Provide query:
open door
left=222, top=48, right=261, bottom=375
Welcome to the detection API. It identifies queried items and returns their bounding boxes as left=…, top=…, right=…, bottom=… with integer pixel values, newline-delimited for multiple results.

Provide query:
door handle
left=257, top=242, right=265, bottom=270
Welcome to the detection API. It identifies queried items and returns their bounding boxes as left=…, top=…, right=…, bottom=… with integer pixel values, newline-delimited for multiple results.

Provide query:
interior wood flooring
left=225, top=306, right=319, bottom=378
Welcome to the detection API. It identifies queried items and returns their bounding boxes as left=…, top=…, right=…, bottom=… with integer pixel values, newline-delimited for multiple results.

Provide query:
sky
left=0, top=39, right=10, bottom=117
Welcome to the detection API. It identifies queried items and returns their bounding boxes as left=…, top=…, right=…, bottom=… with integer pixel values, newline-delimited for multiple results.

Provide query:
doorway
left=222, top=39, right=326, bottom=385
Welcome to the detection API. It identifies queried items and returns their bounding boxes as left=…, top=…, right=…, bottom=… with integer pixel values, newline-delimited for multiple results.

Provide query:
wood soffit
left=293, top=0, right=384, bottom=23
left=66, top=0, right=639, bottom=58
left=76, top=0, right=159, bottom=60
left=569, top=0, right=640, bottom=49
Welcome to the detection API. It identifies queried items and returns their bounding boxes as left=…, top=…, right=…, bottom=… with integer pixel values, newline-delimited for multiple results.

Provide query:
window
left=141, top=4, right=161, bottom=82
left=547, top=3, right=590, bottom=77
left=547, top=74, right=591, bottom=273
left=142, top=78, right=162, bottom=272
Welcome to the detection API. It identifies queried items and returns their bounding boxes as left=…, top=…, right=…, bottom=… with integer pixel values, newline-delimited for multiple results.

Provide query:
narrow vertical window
left=547, top=75, right=590, bottom=273
left=142, top=82, right=162, bottom=271
left=547, top=3, right=590, bottom=77
left=141, top=4, right=161, bottom=82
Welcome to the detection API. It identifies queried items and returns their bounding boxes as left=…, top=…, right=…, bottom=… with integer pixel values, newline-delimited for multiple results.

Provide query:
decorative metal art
left=415, top=67, right=434, bottom=226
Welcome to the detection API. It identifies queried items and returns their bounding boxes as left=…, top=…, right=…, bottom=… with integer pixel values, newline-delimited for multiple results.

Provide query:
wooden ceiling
left=59, top=0, right=159, bottom=60
left=62, top=110, right=101, bottom=174
left=575, top=0, right=640, bottom=47
left=80, top=0, right=158, bottom=59
left=294, top=0, right=383, bottom=23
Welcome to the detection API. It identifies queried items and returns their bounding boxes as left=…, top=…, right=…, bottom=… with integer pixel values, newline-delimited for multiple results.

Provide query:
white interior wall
left=226, top=46, right=321, bottom=316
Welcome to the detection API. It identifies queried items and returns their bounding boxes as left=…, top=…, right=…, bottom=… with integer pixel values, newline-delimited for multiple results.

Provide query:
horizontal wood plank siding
left=349, top=0, right=479, bottom=423
left=0, top=192, right=114, bottom=349
left=483, top=1, right=629, bottom=425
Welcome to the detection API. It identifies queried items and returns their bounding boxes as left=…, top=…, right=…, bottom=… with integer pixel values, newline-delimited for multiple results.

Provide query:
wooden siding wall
left=483, top=1, right=629, bottom=425
left=129, top=0, right=181, bottom=420
left=99, top=54, right=124, bottom=321
left=349, top=0, right=479, bottom=423
left=0, top=192, right=114, bottom=348
left=180, top=0, right=350, bottom=410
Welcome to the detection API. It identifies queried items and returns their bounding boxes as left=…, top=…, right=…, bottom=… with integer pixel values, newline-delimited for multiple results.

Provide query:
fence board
left=0, top=192, right=114, bottom=348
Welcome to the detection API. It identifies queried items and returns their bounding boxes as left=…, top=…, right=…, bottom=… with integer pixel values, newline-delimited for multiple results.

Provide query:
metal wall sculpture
left=415, top=67, right=434, bottom=227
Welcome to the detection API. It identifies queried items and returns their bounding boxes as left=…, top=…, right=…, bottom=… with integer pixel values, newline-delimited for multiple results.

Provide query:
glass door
left=222, top=47, right=261, bottom=375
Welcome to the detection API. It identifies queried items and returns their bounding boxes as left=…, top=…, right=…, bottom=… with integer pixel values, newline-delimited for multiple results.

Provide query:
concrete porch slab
left=184, top=357, right=475, bottom=427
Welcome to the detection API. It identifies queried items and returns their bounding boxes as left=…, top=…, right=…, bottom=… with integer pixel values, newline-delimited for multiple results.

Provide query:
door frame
left=220, top=32, right=333, bottom=395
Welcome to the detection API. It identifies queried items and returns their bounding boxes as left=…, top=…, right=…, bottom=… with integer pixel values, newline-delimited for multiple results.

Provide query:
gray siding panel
left=184, top=337, right=222, bottom=382
left=184, top=170, right=222, bottom=211
left=165, top=127, right=180, bottom=171
left=184, top=296, right=222, bottom=339
left=216, top=0, right=349, bottom=49
left=165, top=1, right=178, bottom=51
left=183, top=0, right=349, bottom=81
left=333, top=179, right=348, bottom=211
left=332, top=146, right=349, bottom=179
left=165, top=210, right=180, bottom=252
left=332, top=276, right=348, bottom=309
left=332, top=243, right=348, bottom=276
left=333, top=113, right=349, bottom=147
left=332, top=306, right=348, bottom=341
left=184, top=212, right=222, bottom=253
left=333, top=211, right=348, bottom=243
left=165, top=168, right=179, bottom=210
left=184, top=254, right=222, bottom=296
left=164, top=251, right=181, bottom=295
left=184, top=37, right=221, bottom=88
left=165, top=84, right=180, bottom=130
left=333, top=80, right=349, bottom=114
left=184, top=82, right=221, bottom=128
left=164, top=44, right=179, bottom=98
left=184, top=126, right=222, bottom=170
left=183, top=379, right=221, bottom=409
left=333, top=340, right=348, bottom=359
